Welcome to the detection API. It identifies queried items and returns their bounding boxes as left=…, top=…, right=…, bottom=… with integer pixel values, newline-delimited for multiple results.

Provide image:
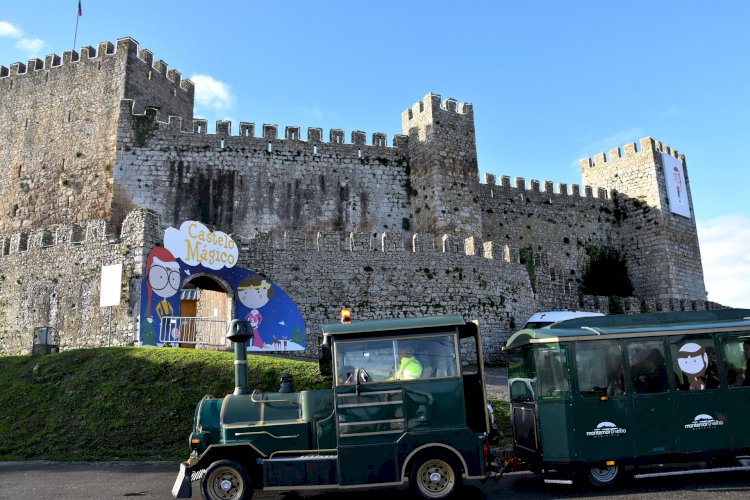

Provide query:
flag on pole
left=78, top=1, right=82, bottom=17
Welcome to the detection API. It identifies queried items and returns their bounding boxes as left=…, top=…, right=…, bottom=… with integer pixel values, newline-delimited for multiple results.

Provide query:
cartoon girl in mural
left=237, top=275, right=275, bottom=349
left=142, top=247, right=182, bottom=346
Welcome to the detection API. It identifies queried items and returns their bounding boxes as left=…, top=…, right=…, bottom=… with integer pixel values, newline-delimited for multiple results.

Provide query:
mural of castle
left=0, top=37, right=714, bottom=361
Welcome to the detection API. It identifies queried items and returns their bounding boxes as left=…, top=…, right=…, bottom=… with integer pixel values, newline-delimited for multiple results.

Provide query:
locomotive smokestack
left=226, top=320, right=253, bottom=395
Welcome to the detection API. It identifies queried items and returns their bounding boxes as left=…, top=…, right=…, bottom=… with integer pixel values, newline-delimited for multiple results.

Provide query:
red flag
left=78, top=1, right=82, bottom=16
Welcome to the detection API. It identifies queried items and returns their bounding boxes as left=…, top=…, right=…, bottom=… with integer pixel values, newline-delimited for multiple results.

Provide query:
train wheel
left=201, top=459, right=252, bottom=500
left=410, top=452, right=461, bottom=499
left=587, top=464, right=619, bottom=487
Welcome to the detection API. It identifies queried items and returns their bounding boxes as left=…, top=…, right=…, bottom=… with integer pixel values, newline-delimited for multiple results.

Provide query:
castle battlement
left=0, top=37, right=194, bottom=94
left=257, top=229, right=523, bottom=264
left=122, top=100, right=409, bottom=150
left=401, top=92, right=474, bottom=123
left=480, top=173, right=610, bottom=200
left=0, top=218, right=129, bottom=255
left=580, top=136, right=684, bottom=168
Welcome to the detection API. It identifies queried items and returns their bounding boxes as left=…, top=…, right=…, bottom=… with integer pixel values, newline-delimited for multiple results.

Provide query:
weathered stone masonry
left=0, top=37, right=714, bottom=361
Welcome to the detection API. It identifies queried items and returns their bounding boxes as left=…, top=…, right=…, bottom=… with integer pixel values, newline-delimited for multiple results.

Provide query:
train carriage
left=503, top=309, right=750, bottom=486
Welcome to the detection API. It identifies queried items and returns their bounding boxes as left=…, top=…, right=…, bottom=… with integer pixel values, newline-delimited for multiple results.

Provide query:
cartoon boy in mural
left=237, top=275, right=275, bottom=349
left=677, top=342, right=709, bottom=391
left=142, top=247, right=182, bottom=346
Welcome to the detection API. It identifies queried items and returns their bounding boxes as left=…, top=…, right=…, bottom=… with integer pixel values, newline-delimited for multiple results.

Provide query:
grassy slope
left=0, top=348, right=509, bottom=461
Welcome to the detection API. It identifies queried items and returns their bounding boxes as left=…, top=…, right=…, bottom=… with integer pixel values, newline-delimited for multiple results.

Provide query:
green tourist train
left=504, top=309, right=750, bottom=486
left=173, top=314, right=499, bottom=500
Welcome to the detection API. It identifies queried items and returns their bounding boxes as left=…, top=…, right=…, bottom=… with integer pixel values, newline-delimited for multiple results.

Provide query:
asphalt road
left=2, top=461, right=750, bottom=500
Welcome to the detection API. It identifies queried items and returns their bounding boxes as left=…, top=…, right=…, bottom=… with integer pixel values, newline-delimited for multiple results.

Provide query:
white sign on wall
left=662, top=152, right=692, bottom=219
left=100, top=263, right=123, bottom=307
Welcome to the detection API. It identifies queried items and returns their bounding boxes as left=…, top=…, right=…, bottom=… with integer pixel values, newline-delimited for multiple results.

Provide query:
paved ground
left=484, top=365, right=509, bottom=399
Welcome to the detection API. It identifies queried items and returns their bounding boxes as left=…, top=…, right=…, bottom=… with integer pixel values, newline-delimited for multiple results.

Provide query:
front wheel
left=587, top=464, right=620, bottom=487
left=410, top=452, right=461, bottom=499
left=201, top=459, right=252, bottom=500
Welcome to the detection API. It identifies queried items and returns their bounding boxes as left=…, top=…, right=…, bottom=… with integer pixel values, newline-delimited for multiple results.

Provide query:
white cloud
left=190, top=74, right=234, bottom=112
left=697, top=214, right=750, bottom=308
left=0, top=21, right=23, bottom=38
left=0, top=21, right=45, bottom=57
left=16, top=37, right=44, bottom=56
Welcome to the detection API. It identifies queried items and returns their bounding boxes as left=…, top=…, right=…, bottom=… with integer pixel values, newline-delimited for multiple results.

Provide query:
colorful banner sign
left=139, top=221, right=305, bottom=351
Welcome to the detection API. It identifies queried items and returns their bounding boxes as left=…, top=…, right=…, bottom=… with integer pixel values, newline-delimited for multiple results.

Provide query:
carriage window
left=670, top=335, right=719, bottom=391
left=508, top=345, right=536, bottom=402
left=576, top=340, right=624, bottom=397
left=534, top=346, right=569, bottom=400
left=628, top=340, right=669, bottom=394
left=722, top=337, right=750, bottom=388
left=508, top=345, right=535, bottom=380
left=419, top=336, right=457, bottom=379
left=460, top=336, right=479, bottom=375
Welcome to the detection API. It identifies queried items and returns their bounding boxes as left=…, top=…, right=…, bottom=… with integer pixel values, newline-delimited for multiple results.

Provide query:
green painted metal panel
left=538, top=403, right=574, bottom=461
left=727, top=387, right=750, bottom=449
left=574, top=397, right=634, bottom=461
left=404, top=379, right=465, bottom=430
left=673, top=390, right=729, bottom=453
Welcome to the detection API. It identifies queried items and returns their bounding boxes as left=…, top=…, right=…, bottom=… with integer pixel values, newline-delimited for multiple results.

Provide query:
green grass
left=487, top=397, right=512, bottom=449
left=0, top=347, right=330, bottom=461
left=0, top=348, right=512, bottom=461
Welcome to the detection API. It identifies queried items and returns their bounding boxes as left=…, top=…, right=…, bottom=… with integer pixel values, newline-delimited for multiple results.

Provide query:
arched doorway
left=177, top=273, right=235, bottom=349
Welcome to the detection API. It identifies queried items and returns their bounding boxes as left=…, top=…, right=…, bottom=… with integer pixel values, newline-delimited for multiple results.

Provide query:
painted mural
left=139, top=221, right=306, bottom=351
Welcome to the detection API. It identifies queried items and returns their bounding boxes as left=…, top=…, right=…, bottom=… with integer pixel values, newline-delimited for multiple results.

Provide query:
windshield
left=334, top=334, right=458, bottom=385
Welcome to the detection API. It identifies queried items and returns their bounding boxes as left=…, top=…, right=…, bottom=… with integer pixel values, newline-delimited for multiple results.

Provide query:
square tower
left=402, top=93, right=482, bottom=236
left=580, top=137, right=706, bottom=300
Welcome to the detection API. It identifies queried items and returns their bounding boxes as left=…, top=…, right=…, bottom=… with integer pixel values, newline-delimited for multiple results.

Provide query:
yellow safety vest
left=396, top=356, right=423, bottom=380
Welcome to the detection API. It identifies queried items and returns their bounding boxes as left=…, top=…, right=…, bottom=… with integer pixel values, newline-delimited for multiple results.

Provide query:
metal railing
left=159, top=316, right=229, bottom=347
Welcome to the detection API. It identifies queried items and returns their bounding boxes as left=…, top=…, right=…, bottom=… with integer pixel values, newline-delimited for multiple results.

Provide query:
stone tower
left=0, top=37, right=193, bottom=235
left=401, top=93, right=482, bottom=237
left=580, top=137, right=706, bottom=300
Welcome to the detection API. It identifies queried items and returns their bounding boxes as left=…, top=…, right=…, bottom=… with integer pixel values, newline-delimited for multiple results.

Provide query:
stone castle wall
left=0, top=211, right=720, bottom=360
left=112, top=101, right=412, bottom=236
left=0, top=38, right=713, bottom=359
left=0, top=209, right=159, bottom=356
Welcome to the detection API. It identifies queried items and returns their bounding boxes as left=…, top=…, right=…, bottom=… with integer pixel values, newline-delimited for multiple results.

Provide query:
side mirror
left=510, top=380, right=534, bottom=403
left=227, top=319, right=253, bottom=343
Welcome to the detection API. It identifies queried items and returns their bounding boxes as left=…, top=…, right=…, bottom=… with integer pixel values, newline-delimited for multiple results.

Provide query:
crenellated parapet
left=480, top=173, right=611, bottom=201
left=401, top=92, right=473, bottom=124
left=0, top=216, right=146, bottom=257
left=119, top=99, right=409, bottom=153
left=263, top=230, right=522, bottom=264
left=0, top=37, right=194, bottom=94
left=579, top=136, right=684, bottom=169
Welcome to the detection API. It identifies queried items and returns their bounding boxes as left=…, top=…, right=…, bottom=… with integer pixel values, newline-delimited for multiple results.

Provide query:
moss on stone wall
left=581, top=243, right=634, bottom=299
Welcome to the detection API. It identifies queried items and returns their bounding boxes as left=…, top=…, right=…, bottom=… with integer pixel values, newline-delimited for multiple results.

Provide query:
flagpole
left=73, top=2, right=81, bottom=51
left=73, top=15, right=79, bottom=51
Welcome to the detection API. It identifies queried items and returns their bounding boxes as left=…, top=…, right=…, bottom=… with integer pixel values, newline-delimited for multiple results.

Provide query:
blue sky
left=1, top=1, right=749, bottom=307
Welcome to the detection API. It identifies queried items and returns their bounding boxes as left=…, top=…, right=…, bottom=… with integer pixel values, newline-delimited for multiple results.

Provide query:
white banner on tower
left=662, top=153, right=691, bottom=219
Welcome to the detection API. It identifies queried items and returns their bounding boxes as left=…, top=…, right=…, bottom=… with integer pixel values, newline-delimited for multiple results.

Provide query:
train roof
left=503, top=309, right=750, bottom=350
left=322, top=315, right=466, bottom=338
